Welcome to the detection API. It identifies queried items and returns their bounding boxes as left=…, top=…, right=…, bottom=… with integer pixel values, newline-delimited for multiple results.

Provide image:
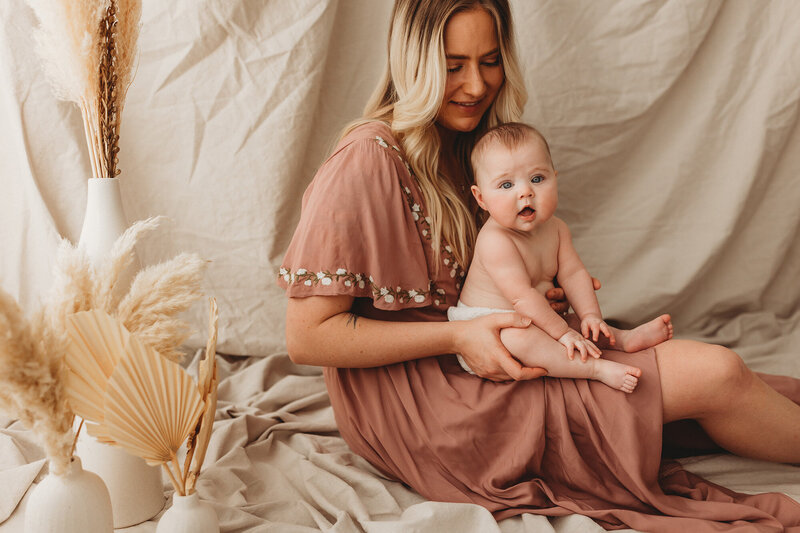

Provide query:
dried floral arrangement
left=0, top=218, right=208, bottom=475
left=65, top=299, right=219, bottom=496
left=26, top=0, right=142, bottom=178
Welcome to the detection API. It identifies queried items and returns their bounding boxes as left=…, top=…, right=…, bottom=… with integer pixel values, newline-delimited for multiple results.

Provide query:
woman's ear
left=471, top=185, right=487, bottom=210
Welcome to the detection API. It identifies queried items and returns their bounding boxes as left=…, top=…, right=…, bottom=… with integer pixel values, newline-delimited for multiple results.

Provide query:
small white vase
left=24, top=457, right=113, bottom=533
left=156, top=492, right=220, bottom=533
left=76, top=177, right=165, bottom=527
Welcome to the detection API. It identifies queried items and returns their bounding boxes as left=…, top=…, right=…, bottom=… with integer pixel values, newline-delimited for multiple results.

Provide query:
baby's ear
left=470, top=185, right=487, bottom=210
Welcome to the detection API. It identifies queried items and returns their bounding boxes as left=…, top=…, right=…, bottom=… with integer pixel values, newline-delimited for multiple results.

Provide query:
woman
left=279, top=0, right=800, bottom=530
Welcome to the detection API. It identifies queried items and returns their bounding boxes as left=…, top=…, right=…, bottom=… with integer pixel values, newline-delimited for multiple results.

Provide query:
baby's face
left=471, top=137, right=558, bottom=232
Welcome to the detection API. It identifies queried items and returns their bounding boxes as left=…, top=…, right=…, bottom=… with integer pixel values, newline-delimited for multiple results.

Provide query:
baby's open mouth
left=518, top=207, right=535, bottom=216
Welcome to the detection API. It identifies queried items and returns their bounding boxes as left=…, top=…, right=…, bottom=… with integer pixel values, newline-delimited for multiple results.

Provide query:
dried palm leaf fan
left=64, top=310, right=129, bottom=428
left=65, top=299, right=220, bottom=495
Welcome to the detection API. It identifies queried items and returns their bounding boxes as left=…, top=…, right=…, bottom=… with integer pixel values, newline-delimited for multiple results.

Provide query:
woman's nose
left=463, top=64, right=486, bottom=97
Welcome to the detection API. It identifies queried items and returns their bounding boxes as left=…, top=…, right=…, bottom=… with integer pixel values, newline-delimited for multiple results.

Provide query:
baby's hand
left=558, top=330, right=601, bottom=362
left=581, top=316, right=615, bottom=346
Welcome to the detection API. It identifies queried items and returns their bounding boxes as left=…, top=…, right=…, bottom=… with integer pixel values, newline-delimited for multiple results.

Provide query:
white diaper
left=446, top=301, right=514, bottom=375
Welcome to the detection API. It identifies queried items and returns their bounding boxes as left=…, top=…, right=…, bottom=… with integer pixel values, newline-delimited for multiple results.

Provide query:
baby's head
left=470, top=122, right=558, bottom=231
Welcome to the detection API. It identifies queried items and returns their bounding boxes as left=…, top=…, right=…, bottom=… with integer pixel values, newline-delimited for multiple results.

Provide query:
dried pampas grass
left=117, top=253, right=207, bottom=363
left=45, top=216, right=207, bottom=364
left=27, top=0, right=142, bottom=178
left=0, top=289, right=74, bottom=475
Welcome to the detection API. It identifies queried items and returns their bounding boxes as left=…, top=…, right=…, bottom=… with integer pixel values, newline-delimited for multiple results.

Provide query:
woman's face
left=437, top=7, right=504, bottom=134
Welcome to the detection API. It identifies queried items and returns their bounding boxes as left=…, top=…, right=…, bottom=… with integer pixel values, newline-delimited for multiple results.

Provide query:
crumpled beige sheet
left=1, top=349, right=797, bottom=532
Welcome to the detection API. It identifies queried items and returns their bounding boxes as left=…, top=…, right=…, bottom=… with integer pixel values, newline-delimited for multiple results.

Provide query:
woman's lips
left=451, top=99, right=483, bottom=114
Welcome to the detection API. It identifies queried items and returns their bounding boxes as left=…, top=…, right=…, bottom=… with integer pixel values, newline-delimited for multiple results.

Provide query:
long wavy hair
left=343, top=0, right=527, bottom=269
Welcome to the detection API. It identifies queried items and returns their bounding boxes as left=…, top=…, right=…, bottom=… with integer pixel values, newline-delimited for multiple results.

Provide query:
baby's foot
left=592, top=360, right=642, bottom=393
left=616, top=314, right=673, bottom=353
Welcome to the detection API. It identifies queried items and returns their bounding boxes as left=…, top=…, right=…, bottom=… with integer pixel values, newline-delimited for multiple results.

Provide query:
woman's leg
left=655, top=339, right=800, bottom=463
left=500, top=326, right=641, bottom=392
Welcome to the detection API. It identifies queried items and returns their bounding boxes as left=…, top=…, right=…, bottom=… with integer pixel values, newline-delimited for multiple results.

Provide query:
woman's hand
left=453, top=312, right=547, bottom=381
left=545, top=276, right=601, bottom=315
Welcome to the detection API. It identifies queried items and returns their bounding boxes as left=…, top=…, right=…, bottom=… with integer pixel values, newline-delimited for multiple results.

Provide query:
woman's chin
left=436, top=118, right=483, bottom=134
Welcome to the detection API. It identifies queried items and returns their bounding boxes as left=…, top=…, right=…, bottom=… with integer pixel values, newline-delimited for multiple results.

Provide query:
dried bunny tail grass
left=0, top=289, right=74, bottom=475
left=42, top=238, right=95, bottom=335
left=26, top=0, right=108, bottom=104
left=116, top=253, right=208, bottom=363
left=94, top=216, right=164, bottom=312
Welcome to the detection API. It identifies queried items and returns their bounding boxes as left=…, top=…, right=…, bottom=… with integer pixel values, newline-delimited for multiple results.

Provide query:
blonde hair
left=343, top=0, right=527, bottom=268
left=471, top=122, right=553, bottom=182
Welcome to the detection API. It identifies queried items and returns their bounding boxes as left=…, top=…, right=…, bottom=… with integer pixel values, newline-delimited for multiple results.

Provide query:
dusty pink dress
left=279, top=122, right=800, bottom=532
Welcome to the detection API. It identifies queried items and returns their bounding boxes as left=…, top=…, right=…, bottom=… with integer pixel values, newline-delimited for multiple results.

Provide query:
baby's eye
left=500, top=182, right=512, bottom=189
left=531, top=175, right=543, bottom=183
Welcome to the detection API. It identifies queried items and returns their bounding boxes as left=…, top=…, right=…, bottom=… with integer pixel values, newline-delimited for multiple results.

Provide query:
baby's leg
left=501, top=326, right=642, bottom=393
left=566, top=313, right=673, bottom=352
left=611, top=315, right=673, bottom=352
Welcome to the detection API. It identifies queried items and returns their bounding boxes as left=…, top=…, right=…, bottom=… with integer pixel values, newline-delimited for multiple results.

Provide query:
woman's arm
left=286, top=295, right=547, bottom=381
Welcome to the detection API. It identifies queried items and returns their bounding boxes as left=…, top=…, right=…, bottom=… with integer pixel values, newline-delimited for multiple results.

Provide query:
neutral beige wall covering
left=1, top=1, right=798, bottom=373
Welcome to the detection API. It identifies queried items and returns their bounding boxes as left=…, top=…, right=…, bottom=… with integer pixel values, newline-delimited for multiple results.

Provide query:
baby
left=449, top=122, right=673, bottom=392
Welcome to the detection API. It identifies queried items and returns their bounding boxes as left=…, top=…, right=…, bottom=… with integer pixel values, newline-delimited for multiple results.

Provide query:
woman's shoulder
left=329, top=121, right=405, bottom=162
left=314, top=121, right=410, bottom=191
left=339, top=120, right=398, bottom=146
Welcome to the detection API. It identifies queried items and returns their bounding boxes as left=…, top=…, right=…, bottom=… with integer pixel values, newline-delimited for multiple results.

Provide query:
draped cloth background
left=1, top=0, right=799, bottom=531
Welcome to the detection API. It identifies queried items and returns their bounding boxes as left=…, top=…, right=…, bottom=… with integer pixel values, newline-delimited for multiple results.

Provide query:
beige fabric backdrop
left=2, top=0, right=799, bottom=365
left=1, top=1, right=800, bottom=531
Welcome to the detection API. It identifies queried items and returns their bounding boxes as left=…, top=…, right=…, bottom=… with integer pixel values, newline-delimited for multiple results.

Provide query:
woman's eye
left=531, top=175, right=543, bottom=183
left=500, top=182, right=512, bottom=189
left=447, top=65, right=462, bottom=73
left=483, top=57, right=501, bottom=67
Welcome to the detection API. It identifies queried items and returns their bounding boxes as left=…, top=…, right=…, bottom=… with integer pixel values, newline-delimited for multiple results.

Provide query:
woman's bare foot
left=590, top=359, right=642, bottom=393
left=615, top=314, right=673, bottom=353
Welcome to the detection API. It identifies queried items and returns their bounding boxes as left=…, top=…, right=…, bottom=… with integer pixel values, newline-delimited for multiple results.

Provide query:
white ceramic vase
left=24, top=457, right=113, bottom=533
left=156, top=492, right=220, bottom=533
left=75, top=177, right=165, bottom=527
left=78, top=177, right=130, bottom=260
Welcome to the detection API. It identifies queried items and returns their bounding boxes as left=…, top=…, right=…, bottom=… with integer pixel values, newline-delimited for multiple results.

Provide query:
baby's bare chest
left=512, top=231, right=560, bottom=285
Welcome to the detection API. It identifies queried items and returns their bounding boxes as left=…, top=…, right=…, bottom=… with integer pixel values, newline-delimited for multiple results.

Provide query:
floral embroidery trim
left=374, top=135, right=466, bottom=283
left=279, top=267, right=448, bottom=306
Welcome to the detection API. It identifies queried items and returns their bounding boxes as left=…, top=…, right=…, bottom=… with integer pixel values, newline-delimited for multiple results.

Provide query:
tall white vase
left=76, top=177, right=166, bottom=527
left=24, top=457, right=114, bottom=533
left=156, top=492, right=220, bottom=533
left=78, top=177, right=130, bottom=260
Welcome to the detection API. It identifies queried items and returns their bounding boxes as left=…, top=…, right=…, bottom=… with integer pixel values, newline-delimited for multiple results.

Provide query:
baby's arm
left=554, top=219, right=615, bottom=344
left=478, top=229, right=600, bottom=360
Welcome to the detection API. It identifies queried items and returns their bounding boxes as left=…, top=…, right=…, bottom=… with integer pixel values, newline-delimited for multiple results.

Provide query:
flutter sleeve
left=278, top=128, right=434, bottom=310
